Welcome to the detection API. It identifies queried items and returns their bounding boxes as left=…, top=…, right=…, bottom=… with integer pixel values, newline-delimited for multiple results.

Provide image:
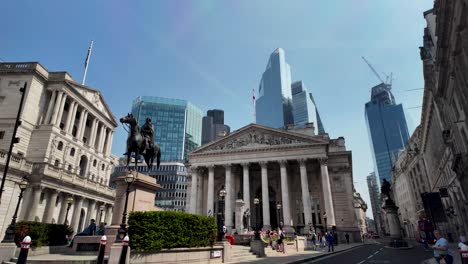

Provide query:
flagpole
left=82, top=40, right=94, bottom=85
left=252, top=88, right=256, bottom=124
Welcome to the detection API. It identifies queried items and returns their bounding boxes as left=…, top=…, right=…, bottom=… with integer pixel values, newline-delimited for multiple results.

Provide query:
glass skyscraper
left=256, top=48, right=294, bottom=128
left=365, top=83, right=410, bottom=183
left=291, top=80, right=321, bottom=134
left=131, top=96, right=203, bottom=162
left=367, top=172, right=382, bottom=234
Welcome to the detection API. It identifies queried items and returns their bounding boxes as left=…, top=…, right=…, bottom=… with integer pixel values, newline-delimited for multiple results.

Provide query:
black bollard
left=96, top=235, right=107, bottom=264
left=119, top=235, right=130, bottom=264
left=461, top=250, right=468, bottom=264
left=16, top=236, right=31, bottom=264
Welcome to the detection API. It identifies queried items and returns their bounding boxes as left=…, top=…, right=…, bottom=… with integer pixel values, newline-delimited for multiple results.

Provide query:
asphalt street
left=304, top=243, right=434, bottom=264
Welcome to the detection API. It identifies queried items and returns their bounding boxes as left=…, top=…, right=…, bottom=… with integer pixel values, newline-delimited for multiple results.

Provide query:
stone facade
left=187, top=123, right=360, bottom=241
left=0, top=62, right=118, bottom=236
left=418, top=2, right=468, bottom=240
left=353, top=191, right=368, bottom=236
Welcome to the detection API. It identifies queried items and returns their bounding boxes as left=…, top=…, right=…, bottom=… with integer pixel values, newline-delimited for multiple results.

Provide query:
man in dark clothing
left=327, top=232, right=334, bottom=252
left=345, top=233, right=350, bottom=244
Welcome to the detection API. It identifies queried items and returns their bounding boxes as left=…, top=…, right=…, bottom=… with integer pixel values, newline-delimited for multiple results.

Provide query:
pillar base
left=0, top=243, right=17, bottom=263
left=282, top=225, right=295, bottom=236
left=250, top=240, right=265, bottom=258
left=261, top=225, right=271, bottom=231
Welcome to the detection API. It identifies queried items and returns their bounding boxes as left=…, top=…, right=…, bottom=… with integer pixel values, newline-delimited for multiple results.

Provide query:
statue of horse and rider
left=120, top=113, right=161, bottom=170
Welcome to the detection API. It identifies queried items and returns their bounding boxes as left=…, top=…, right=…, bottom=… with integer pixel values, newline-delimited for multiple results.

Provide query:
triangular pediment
left=191, top=123, right=328, bottom=154
left=67, top=81, right=117, bottom=126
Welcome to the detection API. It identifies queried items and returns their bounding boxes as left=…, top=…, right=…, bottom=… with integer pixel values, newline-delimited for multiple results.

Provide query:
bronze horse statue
left=120, top=113, right=161, bottom=170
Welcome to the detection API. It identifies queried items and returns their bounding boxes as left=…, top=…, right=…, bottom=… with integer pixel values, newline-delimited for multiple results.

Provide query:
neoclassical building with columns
left=0, top=62, right=118, bottom=236
left=187, top=123, right=360, bottom=240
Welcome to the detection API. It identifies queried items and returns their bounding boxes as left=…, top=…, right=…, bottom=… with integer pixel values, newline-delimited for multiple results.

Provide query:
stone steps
left=229, top=246, right=258, bottom=263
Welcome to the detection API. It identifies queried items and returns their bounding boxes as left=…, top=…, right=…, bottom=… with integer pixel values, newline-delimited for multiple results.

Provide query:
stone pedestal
left=235, top=199, right=245, bottom=233
left=0, top=243, right=17, bottom=263
left=250, top=240, right=265, bottom=258
left=383, top=198, right=408, bottom=248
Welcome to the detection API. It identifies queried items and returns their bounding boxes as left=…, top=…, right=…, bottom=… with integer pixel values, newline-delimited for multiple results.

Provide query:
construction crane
left=362, top=56, right=385, bottom=84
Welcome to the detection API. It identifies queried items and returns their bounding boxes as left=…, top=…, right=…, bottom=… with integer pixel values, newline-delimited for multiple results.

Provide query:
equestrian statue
left=120, top=113, right=161, bottom=170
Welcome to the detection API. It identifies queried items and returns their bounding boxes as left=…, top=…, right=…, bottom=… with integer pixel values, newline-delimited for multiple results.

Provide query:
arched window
left=70, top=148, right=75, bottom=157
left=54, top=159, right=60, bottom=167
left=101, top=164, right=105, bottom=171
left=93, top=160, right=97, bottom=167
left=57, top=141, right=63, bottom=151
left=79, top=155, right=88, bottom=177
left=68, top=164, right=72, bottom=171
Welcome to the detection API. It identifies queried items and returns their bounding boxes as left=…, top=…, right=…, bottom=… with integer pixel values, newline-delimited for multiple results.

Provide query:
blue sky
left=1, top=0, right=433, bottom=219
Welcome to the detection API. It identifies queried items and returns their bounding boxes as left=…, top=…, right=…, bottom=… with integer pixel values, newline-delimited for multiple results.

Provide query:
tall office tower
left=291, top=80, right=326, bottom=135
left=131, top=96, right=203, bottom=162
left=365, top=83, right=409, bottom=183
left=256, top=48, right=294, bottom=128
left=367, top=172, right=382, bottom=234
left=202, top=109, right=230, bottom=145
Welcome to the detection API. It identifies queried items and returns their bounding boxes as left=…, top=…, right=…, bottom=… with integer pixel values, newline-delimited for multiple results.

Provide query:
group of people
left=428, top=230, right=468, bottom=264
left=67, top=219, right=108, bottom=246
left=264, top=227, right=286, bottom=254
left=307, top=227, right=344, bottom=252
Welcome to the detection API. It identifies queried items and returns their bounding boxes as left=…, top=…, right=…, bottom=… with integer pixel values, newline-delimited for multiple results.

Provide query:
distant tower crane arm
left=362, top=56, right=385, bottom=84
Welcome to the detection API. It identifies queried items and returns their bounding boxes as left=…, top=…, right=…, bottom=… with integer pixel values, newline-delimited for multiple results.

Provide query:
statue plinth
left=382, top=198, right=408, bottom=248
left=235, top=199, right=246, bottom=233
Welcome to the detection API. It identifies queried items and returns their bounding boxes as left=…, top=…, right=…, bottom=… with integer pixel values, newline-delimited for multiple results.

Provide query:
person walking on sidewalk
left=432, top=230, right=453, bottom=264
left=345, top=233, right=350, bottom=244
left=327, top=232, right=335, bottom=252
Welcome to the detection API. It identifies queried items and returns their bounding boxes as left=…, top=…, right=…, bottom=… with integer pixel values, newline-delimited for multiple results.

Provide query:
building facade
left=187, top=123, right=361, bottom=242
left=0, top=62, right=117, bottom=236
left=291, top=81, right=318, bottom=134
left=418, top=2, right=468, bottom=240
left=256, top=48, right=294, bottom=129
left=365, top=83, right=410, bottom=183
left=366, top=172, right=382, bottom=234
left=113, top=160, right=188, bottom=211
left=131, top=96, right=203, bottom=162
left=202, top=109, right=230, bottom=145
left=353, top=191, right=368, bottom=236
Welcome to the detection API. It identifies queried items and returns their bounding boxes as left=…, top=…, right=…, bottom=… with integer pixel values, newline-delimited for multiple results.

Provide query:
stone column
left=189, top=167, right=198, bottom=214
left=260, top=161, right=271, bottom=230
left=224, top=164, right=233, bottom=231
left=55, top=94, right=68, bottom=126
left=79, top=111, right=89, bottom=141
left=76, top=109, right=86, bottom=139
left=42, top=189, right=58, bottom=223
left=64, top=101, right=75, bottom=132
left=50, top=91, right=64, bottom=125
left=105, top=131, right=113, bottom=156
left=86, top=199, right=97, bottom=223
left=25, top=185, right=42, bottom=221
left=89, top=119, right=98, bottom=146
left=57, top=193, right=69, bottom=224
left=70, top=196, right=84, bottom=234
left=320, top=158, right=336, bottom=227
left=207, top=165, right=215, bottom=216
left=67, top=103, right=78, bottom=134
left=105, top=205, right=112, bottom=224
left=242, top=163, right=250, bottom=219
left=98, top=126, right=106, bottom=152
left=279, top=160, right=292, bottom=231
left=299, top=159, right=313, bottom=227
left=44, top=90, right=57, bottom=124
left=196, top=172, right=204, bottom=214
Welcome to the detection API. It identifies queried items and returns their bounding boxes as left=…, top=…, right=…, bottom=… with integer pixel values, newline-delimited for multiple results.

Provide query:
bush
left=128, top=211, right=217, bottom=251
left=15, top=222, right=73, bottom=248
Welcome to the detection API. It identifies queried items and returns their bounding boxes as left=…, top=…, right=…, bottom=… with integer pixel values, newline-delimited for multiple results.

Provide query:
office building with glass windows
left=202, top=109, right=230, bottom=145
left=291, top=81, right=319, bottom=134
left=256, top=48, right=294, bottom=128
left=365, top=83, right=409, bottom=183
left=131, top=96, right=203, bottom=162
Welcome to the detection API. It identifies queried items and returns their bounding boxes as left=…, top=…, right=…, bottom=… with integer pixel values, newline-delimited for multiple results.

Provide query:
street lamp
left=99, top=205, right=105, bottom=223
left=276, top=202, right=282, bottom=228
left=323, top=213, right=328, bottom=232
left=64, top=197, right=73, bottom=225
left=254, top=197, right=260, bottom=240
left=217, top=186, right=226, bottom=241
left=117, top=172, right=135, bottom=242
left=2, top=178, right=28, bottom=242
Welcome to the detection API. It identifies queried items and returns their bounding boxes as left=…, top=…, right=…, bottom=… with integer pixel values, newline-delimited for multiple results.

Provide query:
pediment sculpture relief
left=209, top=130, right=306, bottom=151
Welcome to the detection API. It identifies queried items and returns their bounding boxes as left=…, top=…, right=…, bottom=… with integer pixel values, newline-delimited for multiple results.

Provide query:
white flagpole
left=82, top=40, right=94, bottom=85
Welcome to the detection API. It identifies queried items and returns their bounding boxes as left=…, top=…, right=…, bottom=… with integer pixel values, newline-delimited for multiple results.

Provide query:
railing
left=0, top=150, right=34, bottom=174
left=0, top=62, right=37, bottom=71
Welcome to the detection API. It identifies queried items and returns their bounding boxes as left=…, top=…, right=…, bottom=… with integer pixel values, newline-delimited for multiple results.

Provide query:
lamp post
left=64, top=197, right=73, bottom=225
left=254, top=197, right=260, bottom=240
left=324, top=214, right=328, bottom=232
left=99, top=205, right=105, bottom=223
left=2, top=178, right=28, bottom=242
left=276, top=202, right=282, bottom=228
left=117, top=172, right=135, bottom=242
left=217, top=186, right=226, bottom=241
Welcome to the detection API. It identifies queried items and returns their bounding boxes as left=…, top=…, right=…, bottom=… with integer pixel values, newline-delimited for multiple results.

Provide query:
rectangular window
left=0, top=131, right=5, bottom=139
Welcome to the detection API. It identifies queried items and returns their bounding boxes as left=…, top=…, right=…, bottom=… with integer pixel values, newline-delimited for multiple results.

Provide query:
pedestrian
left=432, top=230, right=453, bottom=264
left=96, top=222, right=105, bottom=235
left=345, top=233, right=350, bottom=244
left=333, top=231, right=338, bottom=246
left=327, top=232, right=334, bottom=252
left=277, top=226, right=285, bottom=254
left=321, top=232, right=326, bottom=250
left=362, top=234, right=365, bottom=243
left=459, top=235, right=468, bottom=250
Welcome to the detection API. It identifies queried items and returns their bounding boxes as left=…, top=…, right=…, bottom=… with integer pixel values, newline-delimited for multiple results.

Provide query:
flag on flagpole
left=252, top=88, right=256, bottom=123
left=84, top=40, right=93, bottom=69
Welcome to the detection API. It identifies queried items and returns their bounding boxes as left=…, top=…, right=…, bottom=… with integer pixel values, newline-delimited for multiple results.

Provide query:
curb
left=286, top=244, right=367, bottom=264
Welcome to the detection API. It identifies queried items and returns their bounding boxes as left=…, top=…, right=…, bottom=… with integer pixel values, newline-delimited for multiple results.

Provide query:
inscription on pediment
left=209, top=130, right=308, bottom=151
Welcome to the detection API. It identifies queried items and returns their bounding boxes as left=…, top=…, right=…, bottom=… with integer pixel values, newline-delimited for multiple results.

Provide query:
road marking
left=368, top=255, right=373, bottom=259
left=357, top=260, right=366, bottom=264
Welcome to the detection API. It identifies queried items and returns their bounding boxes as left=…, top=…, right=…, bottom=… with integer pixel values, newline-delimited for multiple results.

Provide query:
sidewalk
left=236, top=241, right=377, bottom=264
left=421, top=242, right=464, bottom=264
